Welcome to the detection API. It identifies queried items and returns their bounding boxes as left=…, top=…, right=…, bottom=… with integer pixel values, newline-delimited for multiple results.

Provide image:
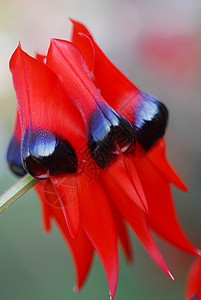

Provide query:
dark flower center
left=133, top=91, right=168, bottom=151
left=21, top=128, right=77, bottom=179
left=7, top=136, right=27, bottom=177
left=87, top=103, right=135, bottom=168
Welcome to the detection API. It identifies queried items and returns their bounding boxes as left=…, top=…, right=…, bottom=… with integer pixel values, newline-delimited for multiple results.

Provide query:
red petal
left=132, top=154, right=198, bottom=255
left=71, top=32, right=95, bottom=73
left=9, top=45, right=85, bottom=149
left=186, top=257, right=201, bottom=300
left=46, top=38, right=105, bottom=122
left=79, top=174, right=118, bottom=299
left=34, top=181, right=52, bottom=233
left=147, top=138, right=188, bottom=191
left=102, top=165, right=173, bottom=279
left=35, top=53, right=46, bottom=64
left=111, top=202, right=133, bottom=262
left=48, top=174, right=80, bottom=239
left=70, top=19, right=95, bottom=73
left=70, top=19, right=139, bottom=113
left=36, top=180, right=94, bottom=291
left=103, top=155, right=148, bottom=213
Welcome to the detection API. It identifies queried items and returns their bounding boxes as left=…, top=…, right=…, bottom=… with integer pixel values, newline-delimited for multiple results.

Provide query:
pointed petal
left=48, top=174, right=80, bottom=239
left=132, top=154, right=198, bottom=255
left=79, top=174, right=118, bottom=299
left=36, top=180, right=94, bottom=290
left=147, top=138, right=188, bottom=191
left=34, top=181, right=52, bottom=233
left=55, top=213, right=94, bottom=292
left=70, top=19, right=139, bottom=113
left=103, top=156, right=148, bottom=213
left=71, top=32, right=95, bottom=73
left=102, top=166, right=173, bottom=279
left=111, top=202, right=133, bottom=262
left=186, top=257, right=201, bottom=300
left=9, top=45, right=85, bottom=148
left=70, top=18, right=98, bottom=85
left=35, top=53, right=46, bottom=64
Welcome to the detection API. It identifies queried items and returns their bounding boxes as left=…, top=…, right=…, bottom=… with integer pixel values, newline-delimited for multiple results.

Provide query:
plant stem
left=0, top=174, right=39, bottom=214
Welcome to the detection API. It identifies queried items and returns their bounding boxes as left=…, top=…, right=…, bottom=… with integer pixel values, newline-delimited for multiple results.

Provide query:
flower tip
left=73, top=284, right=79, bottom=293
left=9, top=43, right=25, bottom=71
left=168, top=271, right=175, bottom=281
left=182, top=183, right=188, bottom=193
left=69, top=18, right=78, bottom=26
left=50, top=38, right=56, bottom=45
left=69, top=17, right=74, bottom=23
left=177, top=178, right=188, bottom=192
left=49, top=38, right=65, bottom=50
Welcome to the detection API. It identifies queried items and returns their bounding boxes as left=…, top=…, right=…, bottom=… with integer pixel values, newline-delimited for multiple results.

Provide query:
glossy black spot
left=133, top=91, right=168, bottom=151
left=6, top=136, right=26, bottom=177
left=191, top=294, right=198, bottom=300
left=21, top=128, right=77, bottom=179
left=87, top=103, right=135, bottom=168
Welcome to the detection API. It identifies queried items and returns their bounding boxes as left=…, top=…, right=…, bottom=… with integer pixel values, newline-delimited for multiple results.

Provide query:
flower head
left=6, top=19, right=199, bottom=299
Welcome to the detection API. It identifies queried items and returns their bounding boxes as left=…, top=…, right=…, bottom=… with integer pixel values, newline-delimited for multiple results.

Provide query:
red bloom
left=186, top=257, right=201, bottom=300
left=6, top=20, right=199, bottom=299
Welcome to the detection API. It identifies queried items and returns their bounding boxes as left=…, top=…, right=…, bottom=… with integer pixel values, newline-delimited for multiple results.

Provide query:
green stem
left=0, top=174, right=39, bottom=214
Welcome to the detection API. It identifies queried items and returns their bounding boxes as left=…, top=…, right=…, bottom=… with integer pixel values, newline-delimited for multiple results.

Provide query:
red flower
left=186, top=257, right=201, bottom=300
left=6, top=20, right=199, bottom=299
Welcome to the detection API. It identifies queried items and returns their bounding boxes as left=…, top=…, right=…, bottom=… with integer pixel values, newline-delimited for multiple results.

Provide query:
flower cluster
left=6, top=20, right=199, bottom=299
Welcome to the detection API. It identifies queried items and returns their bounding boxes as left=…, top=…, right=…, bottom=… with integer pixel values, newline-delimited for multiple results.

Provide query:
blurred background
left=0, top=0, right=201, bottom=299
